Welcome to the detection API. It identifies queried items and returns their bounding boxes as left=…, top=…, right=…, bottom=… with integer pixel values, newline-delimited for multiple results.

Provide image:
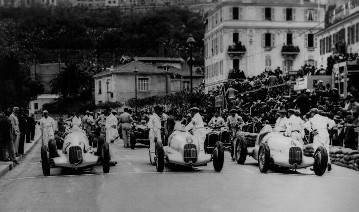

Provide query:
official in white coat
left=39, top=110, right=56, bottom=145
left=105, top=110, right=119, bottom=143
left=274, top=109, right=288, bottom=133
left=148, top=106, right=163, bottom=163
left=285, top=109, right=305, bottom=141
left=305, top=108, right=336, bottom=171
left=185, top=107, right=206, bottom=149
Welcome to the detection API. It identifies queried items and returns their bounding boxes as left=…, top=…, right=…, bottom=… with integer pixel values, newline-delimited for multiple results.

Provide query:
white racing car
left=234, top=125, right=328, bottom=176
left=41, top=128, right=110, bottom=176
left=152, top=129, right=224, bottom=172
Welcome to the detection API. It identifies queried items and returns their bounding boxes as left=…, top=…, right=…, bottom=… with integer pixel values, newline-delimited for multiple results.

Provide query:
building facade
left=316, top=0, right=359, bottom=68
left=203, top=0, right=325, bottom=93
left=93, top=61, right=203, bottom=104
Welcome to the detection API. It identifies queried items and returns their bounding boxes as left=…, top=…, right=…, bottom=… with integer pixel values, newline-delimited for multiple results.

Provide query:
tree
left=50, top=62, right=90, bottom=99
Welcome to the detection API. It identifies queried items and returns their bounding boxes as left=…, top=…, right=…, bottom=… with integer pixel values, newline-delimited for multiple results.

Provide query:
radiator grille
left=207, top=133, right=219, bottom=147
left=183, top=144, right=198, bottom=163
left=220, top=131, right=230, bottom=144
left=69, top=146, right=83, bottom=164
left=289, top=147, right=302, bottom=165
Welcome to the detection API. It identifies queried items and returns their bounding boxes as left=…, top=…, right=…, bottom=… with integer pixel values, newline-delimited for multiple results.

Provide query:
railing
left=228, top=44, right=246, bottom=58
left=281, top=45, right=300, bottom=55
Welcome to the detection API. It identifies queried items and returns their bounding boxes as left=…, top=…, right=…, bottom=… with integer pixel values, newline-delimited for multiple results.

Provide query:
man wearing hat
left=39, top=110, right=56, bottom=146
left=208, top=112, right=225, bottom=128
left=274, top=109, right=288, bottom=133
left=185, top=107, right=206, bottom=146
left=148, top=106, right=163, bottom=163
left=82, top=110, right=90, bottom=131
left=305, top=108, right=336, bottom=171
left=119, top=108, right=133, bottom=148
left=285, top=109, right=304, bottom=141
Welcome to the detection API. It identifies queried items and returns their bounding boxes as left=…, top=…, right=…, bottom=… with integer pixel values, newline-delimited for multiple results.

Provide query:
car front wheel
left=156, top=142, right=164, bottom=172
left=258, top=144, right=270, bottom=173
left=41, top=145, right=50, bottom=176
left=213, top=141, right=224, bottom=172
left=102, top=142, right=110, bottom=173
left=235, top=137, right=247, bottom=164
left=313, top=146, right=328, bottom=176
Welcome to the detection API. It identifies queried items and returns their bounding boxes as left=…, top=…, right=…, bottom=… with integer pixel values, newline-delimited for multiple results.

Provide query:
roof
left=135, top=57, right=184, bottom=63
left=208, top=0, right=323, bottom=17
left=316, top=11, right=359, bottom=36
left=35, top=94, right=60, bottom=99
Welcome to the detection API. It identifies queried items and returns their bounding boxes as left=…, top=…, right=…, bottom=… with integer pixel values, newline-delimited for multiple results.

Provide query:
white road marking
left=134, top=168, right=141, bottom=173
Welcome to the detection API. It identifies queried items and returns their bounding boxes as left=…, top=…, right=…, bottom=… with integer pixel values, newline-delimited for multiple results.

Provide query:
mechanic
left=274, top=109, right=288, bottom=133
left=148, top=106, right=163, bottom=163
left=208, top=112, right=225, bottom=128
left=227, top=109, right=243, bottom=138
left=285, top=109, right=305, bottom=141
left=104, top=108, right=118, bottom=165
left=39, top=110, right=56, bottom=146
left=305, top=108, right=336, bottom=172
left=71, top=112, right=82, bottom=128
left=118, top=108, right=133, bottom=148
left=185, top=107, right=206, bottom=147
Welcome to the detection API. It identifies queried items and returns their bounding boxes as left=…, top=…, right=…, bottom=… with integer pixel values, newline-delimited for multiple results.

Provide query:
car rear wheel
left=102, top=142, right=110, bottom=173
left=235, top=137, right=247, bottom=164
left=230, top=142, right=235, bottom=160
left=130, top=133, right=136, bottom=149
left=213, top=141, right=224, bottom=172
left=41, top=145, right=50, bottom=176
left=156, top=142, right=164, bottom=172
left=313, top=146, right=328, bottom=176
left=48, top=139, right=59, bottom=159
left=258, top=144, right=270, bottom=173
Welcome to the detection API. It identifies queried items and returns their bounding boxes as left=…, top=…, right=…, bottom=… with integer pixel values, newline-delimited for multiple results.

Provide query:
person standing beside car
left=185, top=107, right=206, bottom=148
left=39, top=110, right=56, bottom=146
left=27, top=113, right=36, bottom=142
left=0, top=110, right=18, bottom=163
left=18, top=108, right=27, bottom=155
left=148, top=106, right=163, bottom=162
left=9, top=107, right=20, bottom=157
left=119, top=108, right=133, bottom=148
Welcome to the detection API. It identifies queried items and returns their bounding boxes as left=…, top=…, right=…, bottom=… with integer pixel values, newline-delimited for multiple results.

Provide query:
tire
left=213, top=141, right=224, bottom=172
left=41, top=145, right=50, bottom=176
left=230, top=142, right=235, bottom=160
left=130, top=133, right=136, bottom=149
left=313, top=146, right=328, bottom=176
left=48, top=139, right=59, bottom=158
left=235, top=137, right=247, bottom=164
left=102, top=142, right=110, bottom=173
left=258, top=144, right=270, bottom=173
left=155, top=142, right=164, bottom=172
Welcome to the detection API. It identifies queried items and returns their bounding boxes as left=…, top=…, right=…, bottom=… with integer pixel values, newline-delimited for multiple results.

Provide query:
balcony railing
left=228, top=69, right=246, bottom=80
left=281, top=45, right=300, bottom=56
left=228, top=43, right=247, bottom=58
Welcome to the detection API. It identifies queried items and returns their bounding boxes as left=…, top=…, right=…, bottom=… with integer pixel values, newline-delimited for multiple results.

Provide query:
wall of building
left=204, top=3, right=325, bottom=92
left=30, top=63, right=64, bottom=94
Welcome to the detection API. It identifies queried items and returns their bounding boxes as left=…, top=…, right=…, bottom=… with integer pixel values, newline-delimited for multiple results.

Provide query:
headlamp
left=186, top=137, right=193, bottom=143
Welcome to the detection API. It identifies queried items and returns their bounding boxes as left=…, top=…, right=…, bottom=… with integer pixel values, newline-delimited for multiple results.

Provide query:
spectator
left=0, top=110, right=17, bottom=163
left=27, top=113, right=36, bottom=142
left=9, top=107, right=20, bottom=157
left=18, top=108, right=27, bottom=155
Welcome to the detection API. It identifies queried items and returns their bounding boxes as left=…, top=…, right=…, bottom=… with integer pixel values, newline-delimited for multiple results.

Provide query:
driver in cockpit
left=208, top=112, right=225, bottom=128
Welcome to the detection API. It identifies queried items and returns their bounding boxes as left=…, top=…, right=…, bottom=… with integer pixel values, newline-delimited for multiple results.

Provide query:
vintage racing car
left=130, top=123, right=150, bottom=149
left=233, top=125, right=328, bottom=176
left=41, top=127, right=110, bottom=176
left=152, top=129, right=224, bottom=172
left=204, top=126, right=231, bottom=154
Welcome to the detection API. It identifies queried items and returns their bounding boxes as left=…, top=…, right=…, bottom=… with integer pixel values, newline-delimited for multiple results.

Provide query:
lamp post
left=134, top=67, right=138, bottom=116
left=186, top=34, right=196, bottom=93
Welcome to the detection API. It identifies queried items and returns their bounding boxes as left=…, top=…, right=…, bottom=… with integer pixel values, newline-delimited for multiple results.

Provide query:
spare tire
left=213, top=141, right=224, bottom=172
left=313, top=146, right=328, bottom=176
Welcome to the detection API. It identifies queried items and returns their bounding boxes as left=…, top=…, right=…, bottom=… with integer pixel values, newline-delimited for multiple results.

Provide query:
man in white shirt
left=185, top=107, right=206, bottom=149
left=208, top=112, right=225, bottom=128
left=104, top=108, right=118, bottom=166
left=148, top=106, right=163, bottom=163
left=305, top=108, right=336, bottom=172
left=72, top=112, right=82, bottom=128
left=9, top=107, right=20, bottom=156
left=285, top=109, right=305, bottom=141
left=274, top=109, right=288, bottom=133
left=39, top=110, right=56, bottom=146
left=227, top=109, right=244, bottom=138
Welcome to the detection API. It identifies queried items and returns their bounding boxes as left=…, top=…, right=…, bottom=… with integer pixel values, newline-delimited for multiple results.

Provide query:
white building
left=203, top=0, right=325, bottom=93
left=29, top=94, right=59, bottom=115
left=316, top=0, right=359, bottom=68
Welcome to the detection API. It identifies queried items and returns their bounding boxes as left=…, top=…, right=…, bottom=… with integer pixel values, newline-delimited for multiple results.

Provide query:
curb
left=0, top=130, right=41, bottom=178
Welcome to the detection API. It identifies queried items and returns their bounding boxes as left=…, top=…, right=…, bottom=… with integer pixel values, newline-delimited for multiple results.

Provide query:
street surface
left=1, top=140, right=359, bottom=212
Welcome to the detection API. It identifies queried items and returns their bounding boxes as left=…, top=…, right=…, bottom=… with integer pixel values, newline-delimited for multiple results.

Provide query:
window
left=264, top=33, right=273, bottom=47
left=356, top=23, right=359, bottom=43
left=106, top=79, right=110, bottom=92
left=233, top=59, right=239, bottom=70
left=138, top=78, right=149, bottom=91
left=306, top=9, right=317, bottom=21
left=98, top=81, right=102, bottom=94
left=307, top=33, right=314, bottom=48
left=220, top=34, right=223, bottom=52
left=233, top=32, right=239, bottom=44
left=284, top=59, right=293, bottom=73
left=220, top=61, right=223, bottom=75
left=350, top=25, right=355, bottom=44
left=233, top=7, right=239, bottom=20
left=287, top=33, right=293, bottom=45
left=183, top=81, right=190, bottom=91
left=34, top=103, right=38, bottom=110
left=286, top=8, right=292, bottom=21
left=265, top=8, right=272, bottom=21
left=265, top=55, right=271, bottom=71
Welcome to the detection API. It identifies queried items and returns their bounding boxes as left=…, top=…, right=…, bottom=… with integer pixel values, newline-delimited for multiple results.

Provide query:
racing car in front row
left=152, top=129, right=224, bottom=172
left=234, top=125, right=328, bottom=176
left=41, top=127, right=110, bottom=176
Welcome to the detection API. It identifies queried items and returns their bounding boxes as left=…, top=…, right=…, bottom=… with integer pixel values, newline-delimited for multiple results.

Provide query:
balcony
left=228, top=43, right=246, bottom=59
left=228, top=69, right=246, bottom=80
left=281, top=45, right=300, bottom=56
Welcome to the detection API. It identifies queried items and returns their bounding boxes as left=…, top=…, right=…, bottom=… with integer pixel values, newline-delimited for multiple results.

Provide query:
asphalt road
left=1, top=139, right=359, bottom=212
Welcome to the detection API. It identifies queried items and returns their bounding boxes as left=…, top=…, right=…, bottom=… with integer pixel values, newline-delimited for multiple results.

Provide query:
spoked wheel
left=313, top=146, right=328, bottom=176
left=213, top=141, right=224, bottom=172
left=235, top=137, right=247, bottom=164
left=258, top=144, right=270, bottom=173
left=102, top=142, right=110, bottom=173
left=41, top=145, right=50, bottom=176
left=155, top=142, right=164, bottom=172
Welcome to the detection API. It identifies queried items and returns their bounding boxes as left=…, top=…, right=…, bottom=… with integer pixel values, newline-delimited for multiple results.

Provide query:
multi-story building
left=73, top=0, right=105, bottom=8
left=203, top=0, right=325, bottom=93
left=316, top=0, right=359, bottom=68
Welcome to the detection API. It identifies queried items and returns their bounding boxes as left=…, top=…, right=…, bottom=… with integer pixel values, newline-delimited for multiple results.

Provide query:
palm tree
left=50, top=62, right=90, bottom=99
